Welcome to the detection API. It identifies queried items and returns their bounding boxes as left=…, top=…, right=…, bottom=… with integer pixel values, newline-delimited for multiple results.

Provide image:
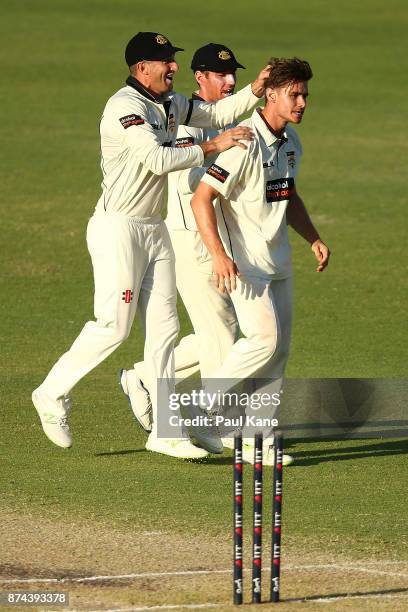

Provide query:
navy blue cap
left=125, top=32, right=184, bottom=65
left=191, top=43, right=245, bottom=72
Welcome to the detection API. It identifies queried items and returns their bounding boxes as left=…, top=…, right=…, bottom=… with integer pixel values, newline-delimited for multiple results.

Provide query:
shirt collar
left=192, top=92, right=205, bottom=101
left=125, top=75, right=173, bottom=104
left=252, top=108, right=288, bottom=148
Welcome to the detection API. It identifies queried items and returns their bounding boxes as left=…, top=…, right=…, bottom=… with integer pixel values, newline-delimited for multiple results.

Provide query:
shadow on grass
left=94, top=449, right=234, bottom=464
left=201, top=456, right=235, bottom=465
left=285, top=585, right=408, bottom=603
left=95, top=450, right=235, bottom=464
left=94, top=448, right=145, bottom=456
left=291, top=439, right=408, bottom=466
left=94, top=440, right=408, bottom=464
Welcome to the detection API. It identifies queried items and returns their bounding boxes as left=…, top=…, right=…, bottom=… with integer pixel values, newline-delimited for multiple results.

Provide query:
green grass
left=1, top=0, right=407, bottom=570
left=2, top=0, right=407, bottom=377
left=2, top=383, right=408, bottom=559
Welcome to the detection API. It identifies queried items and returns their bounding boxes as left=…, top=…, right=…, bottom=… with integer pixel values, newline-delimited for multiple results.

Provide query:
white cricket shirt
left=94, top=78, right=259, bottom=218
left=166, top=93, right=235, bottom=231
left=201, top=108, right=302, bottom=279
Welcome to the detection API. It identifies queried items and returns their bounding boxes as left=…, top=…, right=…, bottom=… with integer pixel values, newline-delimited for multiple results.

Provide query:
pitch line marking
left=0, top=562, right=407, bottom=585
left=293, top=592, right=408, bottom=604
left=291, top=563, right=408, bottom=579
left=359, top=560, right=408, bottom=565
left=0, top=569, right=231, bottom=585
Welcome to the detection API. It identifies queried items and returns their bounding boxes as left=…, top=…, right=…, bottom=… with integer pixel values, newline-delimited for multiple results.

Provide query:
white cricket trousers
left=41, top=213, right=179, bottom=433
left=203, top=274, right=292, bottom=436
left=132, top=228, right=238, bottom=383
left=214, top=274, right=292, bottom=381
left=171, top=228, right=238, bottom=379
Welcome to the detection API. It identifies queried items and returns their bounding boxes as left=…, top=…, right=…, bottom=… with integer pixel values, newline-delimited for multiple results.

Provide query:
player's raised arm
left=183, top=64, right=272, bottom=130
left=191, top=182, right=240, bottom=293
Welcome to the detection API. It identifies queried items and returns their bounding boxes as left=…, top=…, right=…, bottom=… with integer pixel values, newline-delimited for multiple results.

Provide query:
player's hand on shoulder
left=311, top=239, right=330, bottom=272
left=212, top=253, right=240, bottom=293
left=211, top=126, right=254, bottom=153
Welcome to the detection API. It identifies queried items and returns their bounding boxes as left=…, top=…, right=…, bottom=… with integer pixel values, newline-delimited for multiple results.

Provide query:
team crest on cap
left=218, top=50, right=231, bottom=60
left=156, top=34, right=168, bottom=45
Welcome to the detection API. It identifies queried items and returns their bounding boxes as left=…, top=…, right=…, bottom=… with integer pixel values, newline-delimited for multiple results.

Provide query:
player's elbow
left=190, top=192, right=199, bottom=212
left=143, top=147, right=169, bottom=176
left=192, top=182, right=217, bottom=210
left=144, top=162, right=167, bottom=176
left=191, top=190, right=207, bottom=220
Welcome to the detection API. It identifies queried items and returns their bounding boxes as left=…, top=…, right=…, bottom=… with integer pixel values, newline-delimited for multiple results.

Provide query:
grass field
left=1, top=0, right=408, bottom=610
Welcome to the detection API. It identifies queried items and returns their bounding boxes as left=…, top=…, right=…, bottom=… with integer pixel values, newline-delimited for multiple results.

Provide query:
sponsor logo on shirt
left=286, top=151, right=296, bottom=168
left=161, top=141, right=173, bottom=147
left=263, top=161, right=275, bottom=168
left=150, top=122, right=162, bottom=130
left=266, top=177, right=294, bottom=202
left=175, top=137, right=195, bottom=147
left=120, top=114, right=145, bottom=129
left=206, top=164, right=230, bottom=183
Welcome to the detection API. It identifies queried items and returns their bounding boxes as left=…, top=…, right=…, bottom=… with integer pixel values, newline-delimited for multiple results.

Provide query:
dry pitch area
left=1, top=509, right=408, bottom=612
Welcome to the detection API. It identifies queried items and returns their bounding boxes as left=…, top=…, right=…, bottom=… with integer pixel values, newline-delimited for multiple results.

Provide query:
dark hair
left=265, top=57, right=313, bottom=89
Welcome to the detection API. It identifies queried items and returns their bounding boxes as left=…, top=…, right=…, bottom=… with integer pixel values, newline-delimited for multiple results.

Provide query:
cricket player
left=120, top=43, right=244, bottom=450
left=191, top=57, right=331, bottom=464
left=32, top=31, right=271, bottom=460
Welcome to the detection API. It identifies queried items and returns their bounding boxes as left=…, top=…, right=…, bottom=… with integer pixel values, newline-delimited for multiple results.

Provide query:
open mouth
left=165, top=73, right=174, bottom=86
left=222, top=88, right=235, bottom=97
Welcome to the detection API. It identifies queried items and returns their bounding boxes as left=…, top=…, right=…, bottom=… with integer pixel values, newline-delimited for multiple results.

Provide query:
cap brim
left=191, top=61, right=246, bottom=71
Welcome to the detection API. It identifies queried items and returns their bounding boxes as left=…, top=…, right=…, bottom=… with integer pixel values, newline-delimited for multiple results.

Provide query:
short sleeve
left=201, top=142, right=254, bottom=199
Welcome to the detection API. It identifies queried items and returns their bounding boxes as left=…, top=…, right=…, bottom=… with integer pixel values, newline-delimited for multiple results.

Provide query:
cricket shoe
left=32, top=387, right=72, bottom=448
left=119, top=368, right=152, bottom=432
left=145, top=434, right=209, bottom=459
left=183, top=403, right=224, bottom=454
left=221, top=437, right=294, bottom=466
left=190, top=427, right=224, bottom=454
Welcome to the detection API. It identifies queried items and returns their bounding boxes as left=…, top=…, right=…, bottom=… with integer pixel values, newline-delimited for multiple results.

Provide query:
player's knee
left=254, top=330, right=280, bottom=359
left=110, top=320, right=132, bottom=344
left=90, top=317, right=131, bottom=344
